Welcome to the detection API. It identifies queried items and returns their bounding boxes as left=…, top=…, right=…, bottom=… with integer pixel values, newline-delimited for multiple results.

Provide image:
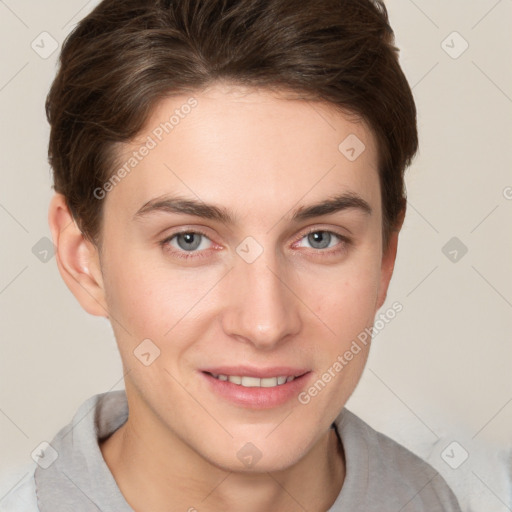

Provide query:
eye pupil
left=177, top=232, right=202, bottom=251
left=308, top=231, right=331, bottom=249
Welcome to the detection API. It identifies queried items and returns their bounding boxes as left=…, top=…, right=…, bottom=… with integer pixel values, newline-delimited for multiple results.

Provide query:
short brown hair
left=46, top=0, right=418, bottom=247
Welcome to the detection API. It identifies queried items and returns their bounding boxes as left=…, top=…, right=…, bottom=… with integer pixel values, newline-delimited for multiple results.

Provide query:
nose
left=220, top=245, right=302, bottom=350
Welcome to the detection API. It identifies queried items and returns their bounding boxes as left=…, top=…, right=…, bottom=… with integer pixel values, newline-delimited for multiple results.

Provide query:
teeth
left=260, top=377, right=278, bottom=388
left=242, top=376, right=261, bottom=387
left=211, top=373, right=296, bottom=387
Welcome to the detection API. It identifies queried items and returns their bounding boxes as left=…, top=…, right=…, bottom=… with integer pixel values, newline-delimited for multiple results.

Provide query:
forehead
left=106, top=83, right=381, bottom=225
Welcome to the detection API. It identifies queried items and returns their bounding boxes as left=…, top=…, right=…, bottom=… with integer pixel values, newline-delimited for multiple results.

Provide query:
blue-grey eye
left=173, top=232, right=209, bottom=252
left=305, top=231, right=337, bottom=250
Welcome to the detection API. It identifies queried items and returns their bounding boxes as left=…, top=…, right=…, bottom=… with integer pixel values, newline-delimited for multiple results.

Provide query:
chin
left=212, top=452, right=302, bottom=475
left=198, top=433, right=314, bottom=475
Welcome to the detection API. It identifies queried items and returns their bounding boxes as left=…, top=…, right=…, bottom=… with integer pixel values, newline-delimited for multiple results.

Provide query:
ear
left=48, top=193, right=108, bottom=318
left=375, top=209, right=405, bottom=311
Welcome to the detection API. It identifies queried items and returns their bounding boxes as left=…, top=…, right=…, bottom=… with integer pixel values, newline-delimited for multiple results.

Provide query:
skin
left=48, top=82, right=403, bottom=512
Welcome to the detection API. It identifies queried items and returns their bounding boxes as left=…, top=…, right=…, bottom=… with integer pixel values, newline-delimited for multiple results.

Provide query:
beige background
left=0, top=1, right=511, bottom=510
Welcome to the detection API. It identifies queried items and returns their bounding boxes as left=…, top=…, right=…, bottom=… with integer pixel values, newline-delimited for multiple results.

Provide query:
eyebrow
left=133, top=192, right=372, bottom=224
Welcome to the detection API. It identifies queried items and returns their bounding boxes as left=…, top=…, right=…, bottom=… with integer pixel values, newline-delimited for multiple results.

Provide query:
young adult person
left=1, top=0, right=462, bottom=510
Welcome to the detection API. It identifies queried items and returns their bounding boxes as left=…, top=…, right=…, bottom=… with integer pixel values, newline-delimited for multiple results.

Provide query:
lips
left=199, top=366, right=312, bottom=408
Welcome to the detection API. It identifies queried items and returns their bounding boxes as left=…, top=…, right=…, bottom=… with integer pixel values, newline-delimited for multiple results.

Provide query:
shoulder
left=334, top=409, right=462, bottom=511
left=0, top=390, right=129, bottom=512
left=0, top=465, right=39, bottom=512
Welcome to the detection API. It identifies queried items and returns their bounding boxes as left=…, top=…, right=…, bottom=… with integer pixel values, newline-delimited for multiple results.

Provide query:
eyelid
left=292, top=225, right=351, bottom=244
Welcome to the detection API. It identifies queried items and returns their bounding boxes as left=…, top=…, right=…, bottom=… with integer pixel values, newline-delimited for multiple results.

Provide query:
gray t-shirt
left=0, top=390, right=462, bottom=511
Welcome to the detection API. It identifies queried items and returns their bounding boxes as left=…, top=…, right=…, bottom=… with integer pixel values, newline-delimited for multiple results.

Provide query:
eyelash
left=160, top=227, right=351, bottom=260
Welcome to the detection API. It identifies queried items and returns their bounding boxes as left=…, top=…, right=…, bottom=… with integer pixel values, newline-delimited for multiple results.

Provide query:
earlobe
left=48, top=193, right=109, bottom=318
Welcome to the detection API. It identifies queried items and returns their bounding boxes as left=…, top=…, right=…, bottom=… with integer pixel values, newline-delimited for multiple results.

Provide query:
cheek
left=296, top=257, right=381, bottom=410
left=310, top=253, right=382, bottom=336
left=103, top=249, right=222, bottom=345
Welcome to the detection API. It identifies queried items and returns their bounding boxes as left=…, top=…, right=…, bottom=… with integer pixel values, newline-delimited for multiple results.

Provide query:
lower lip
left=200, top=371, right=311, bottom=409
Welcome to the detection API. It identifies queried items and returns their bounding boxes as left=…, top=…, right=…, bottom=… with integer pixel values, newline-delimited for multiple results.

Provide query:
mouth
left=199, top=367, right=311, bottom=409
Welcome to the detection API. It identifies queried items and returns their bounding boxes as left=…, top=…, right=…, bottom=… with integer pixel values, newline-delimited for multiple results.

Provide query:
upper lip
left=200, top=366, right=310, bottom=379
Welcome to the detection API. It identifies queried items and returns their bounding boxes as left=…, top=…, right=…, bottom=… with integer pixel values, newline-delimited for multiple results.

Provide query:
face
left=75, top=83, right=397, bottom=472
